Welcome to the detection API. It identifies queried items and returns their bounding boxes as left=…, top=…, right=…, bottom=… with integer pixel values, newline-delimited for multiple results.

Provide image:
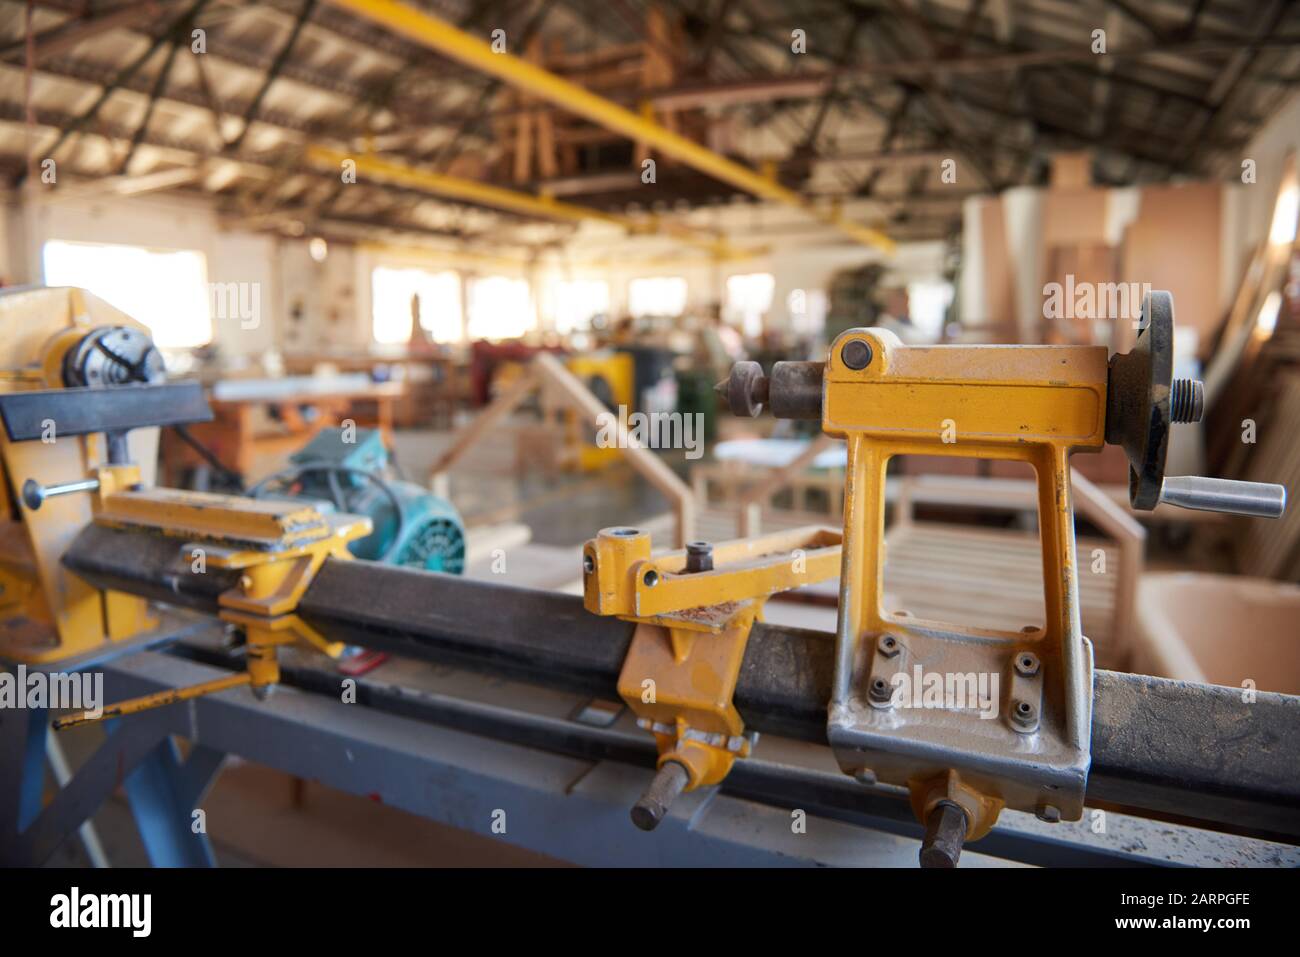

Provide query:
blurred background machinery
left=252, top=427, right=466, bottom=574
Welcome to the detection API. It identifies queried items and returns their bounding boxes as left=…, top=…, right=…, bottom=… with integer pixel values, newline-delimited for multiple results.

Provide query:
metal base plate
left=828, top=620, right=1092, bottom=823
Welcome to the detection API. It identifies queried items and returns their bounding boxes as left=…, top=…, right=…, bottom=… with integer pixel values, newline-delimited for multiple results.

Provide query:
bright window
left=906, top=280, right=955, bottom=340
left=42, top=240, right=212, bottom=348
left=372, top=267, right=463, bottom=344
left=467, top=276, right=533, bottom=340
left=628, top=276, right=687, bottom=318
left=725, top=272, right=775, bottom=337
left=787, top=287, right=828, bottom=336
left=551, top=279, right=609, bottom=334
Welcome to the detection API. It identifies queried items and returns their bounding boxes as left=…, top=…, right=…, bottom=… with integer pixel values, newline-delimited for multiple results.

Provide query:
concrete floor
left=45, top=762, right=566, bottom=868
left=390, top=422, right=682, bottom=547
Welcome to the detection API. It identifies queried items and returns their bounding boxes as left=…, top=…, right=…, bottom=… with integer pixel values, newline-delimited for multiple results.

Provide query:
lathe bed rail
left=62, top=524, right=1300, bottom=845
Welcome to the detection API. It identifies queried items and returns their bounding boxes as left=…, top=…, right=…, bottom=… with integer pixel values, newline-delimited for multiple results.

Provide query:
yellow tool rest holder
left=614, top=290, right=1284, bottom=864
left=0, top=287, right=370, bottom=725
left=583, top=525, right=842, bottom=830
left=51, top=490, right=370, bottom=729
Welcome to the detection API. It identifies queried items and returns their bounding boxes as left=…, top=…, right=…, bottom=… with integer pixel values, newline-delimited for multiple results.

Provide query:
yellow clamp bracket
left=54, top=490, right=371, bottom=729
left=582, top=525, right=841, bottom=829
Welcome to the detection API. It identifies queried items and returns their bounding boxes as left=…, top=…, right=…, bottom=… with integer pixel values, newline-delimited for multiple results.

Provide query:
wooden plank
left=533, top=353, right=695, bottom=547
left=1050, top=152, right=1092, bottom=188
left=1121, top=182, right=1224, bottom=350
left=884, top=523, right=1121, bottom=664
left=428, top=366, right=538, bottom=492
left=1071, top=469, right=1144, bottom=657
left=737, top=434, right=838, bottom=536
left=1240, top=373, right=1300, bottom=578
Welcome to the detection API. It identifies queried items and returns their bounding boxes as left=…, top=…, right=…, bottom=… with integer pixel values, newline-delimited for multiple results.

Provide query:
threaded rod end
left=1170, top=378, right=1204, bottom=424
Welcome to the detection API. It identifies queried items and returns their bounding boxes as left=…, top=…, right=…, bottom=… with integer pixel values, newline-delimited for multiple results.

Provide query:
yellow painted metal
left=0, top=287, right=162, bottom=666
left=104, top=589, right=158, bottom=641
left=53, top=671, right=253, bottom=730
left=86, top=458, right=157, bottom=642
left=52, top=498, right=371, bottom=728
left=584, top=525, right=841, bottom=629
left=584, top=525, right=840, bottom=789
left=319, top=0, right=894, bottom=253
left=308, top=146, right=628, bottom=227
left=823, top=326, right=1107, bottom=836
left=911, top=770, right=1004, bottom=843
left=197, top=511, right=369, bottom=622
left=563, top=352, right=633, bottom=472
left=0, top=556, right=39, bottom=617
left=0, top=287, right=358, bottom=693
left=96, top=488, right=340, bottom=550
left=618, top=616, right=755, bottom=788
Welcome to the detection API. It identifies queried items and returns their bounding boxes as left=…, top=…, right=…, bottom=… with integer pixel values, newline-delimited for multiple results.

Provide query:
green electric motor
left=253, top=427, right=466, bottom=574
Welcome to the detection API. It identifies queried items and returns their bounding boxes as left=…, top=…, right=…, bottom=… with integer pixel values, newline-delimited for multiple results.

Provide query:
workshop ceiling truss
left=1, top=0, right=1297, bottom=247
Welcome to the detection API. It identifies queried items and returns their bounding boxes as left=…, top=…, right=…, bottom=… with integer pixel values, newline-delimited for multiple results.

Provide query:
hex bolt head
left=919, top=801, right=968, bottom=868
left=1011, top=699, right=1037, bottom=730
left=868, top=675, right=893, bottom=703
left=631, top=761, right=691, bottom=831
left=840, top=339, right=873, bottom=370
left=684, top=541, right=714, bottom=573
left=1014, top=652, right=1040, bottom=676
left=1036, top=803, right=1062, bottom=824
left=878, top=634, right=901, bottom=658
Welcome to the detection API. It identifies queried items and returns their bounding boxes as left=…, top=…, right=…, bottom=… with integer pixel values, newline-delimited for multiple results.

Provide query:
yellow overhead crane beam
left=305, top=146, right=754, bottom=259
left=307, top=146, right=623, bottom=227
left=320, top=0, right=896, bottom=254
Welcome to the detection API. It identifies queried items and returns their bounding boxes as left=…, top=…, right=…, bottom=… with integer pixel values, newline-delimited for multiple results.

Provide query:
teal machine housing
left=263, top=427, right=466, bottom=573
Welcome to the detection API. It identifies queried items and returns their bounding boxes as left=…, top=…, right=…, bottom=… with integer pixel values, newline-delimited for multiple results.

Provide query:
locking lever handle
left=21, top=477, right=100, bottom=511
left=1158, top=476, right=1286, bottom=519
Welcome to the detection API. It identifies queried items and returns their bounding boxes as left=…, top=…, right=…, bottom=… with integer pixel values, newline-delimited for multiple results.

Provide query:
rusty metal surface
left=768, top=360, right=825, bottom=420
left=1088, top=671, right=1300, bottom=842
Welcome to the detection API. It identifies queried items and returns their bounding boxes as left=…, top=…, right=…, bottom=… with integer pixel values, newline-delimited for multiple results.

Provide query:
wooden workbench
left=160, top=378, right=404, bottom=485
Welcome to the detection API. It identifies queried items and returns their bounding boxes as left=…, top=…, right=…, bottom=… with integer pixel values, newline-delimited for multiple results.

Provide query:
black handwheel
left=1106, top=292, right=1277, bottom=519
left=1105, top=291, right=1178, bottom=510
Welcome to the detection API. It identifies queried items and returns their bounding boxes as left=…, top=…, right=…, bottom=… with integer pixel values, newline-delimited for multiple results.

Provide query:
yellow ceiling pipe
left=306, top=145, right=744, bottom=257
left=320, top=0, right=895, bottom=254
left=308, top=146, right=624, bottom=227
